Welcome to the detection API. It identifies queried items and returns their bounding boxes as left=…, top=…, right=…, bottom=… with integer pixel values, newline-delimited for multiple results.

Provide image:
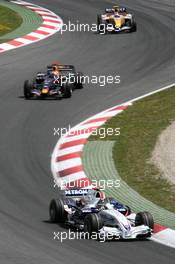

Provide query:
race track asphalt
left=0, top=0, right=175, bottom=263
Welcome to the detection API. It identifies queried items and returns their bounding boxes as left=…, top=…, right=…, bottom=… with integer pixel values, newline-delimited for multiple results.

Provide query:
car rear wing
left=58, top=65, right=75, bottom=70
left=47, top=65, right=75, bottom=70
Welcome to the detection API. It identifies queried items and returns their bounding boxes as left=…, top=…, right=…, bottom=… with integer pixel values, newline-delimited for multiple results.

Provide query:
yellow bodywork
left=113, top=17, right=125, bottom=27
left=42, top=88, right=49, bottom=94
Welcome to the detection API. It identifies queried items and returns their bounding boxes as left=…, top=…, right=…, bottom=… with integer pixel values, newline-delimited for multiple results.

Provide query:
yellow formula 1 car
left=97, top=6, right=137, bottom=34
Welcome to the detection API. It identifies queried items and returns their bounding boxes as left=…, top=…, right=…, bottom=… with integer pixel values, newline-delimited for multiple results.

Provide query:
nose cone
left=114, top=17, right=125, bottom=27
left=114, top=18, right=122, bottom=27
left=42, top=88, right=49, bottom=94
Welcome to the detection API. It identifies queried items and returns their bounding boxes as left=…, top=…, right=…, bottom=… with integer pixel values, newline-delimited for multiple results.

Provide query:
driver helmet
left=52, top=65, right=60, bottom=76
left=113, top=5, right=120, bottom=12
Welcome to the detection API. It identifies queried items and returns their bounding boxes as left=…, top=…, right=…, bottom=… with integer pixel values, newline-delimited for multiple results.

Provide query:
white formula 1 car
left=49, top=189, right=154, bottom=241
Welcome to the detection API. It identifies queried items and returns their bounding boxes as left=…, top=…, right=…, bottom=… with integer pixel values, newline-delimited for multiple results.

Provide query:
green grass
left=90, top=86, right=175, bottom=213
left=0, top=38, right=10, bottom=43
left=0, top=5, right=22, bottom=40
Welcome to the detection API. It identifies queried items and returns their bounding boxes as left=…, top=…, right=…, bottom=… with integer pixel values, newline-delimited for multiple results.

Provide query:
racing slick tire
left=62, top=82, right=72, bottom=98
left=97, top=14, right=106, bottom=34
left=130, top=21, right=137, bottom=32
left=76, top=72, right=84, bottom=89
left=24, top=80, right=32, bottom=99
left=84, top=213, right=103, bottom=238
left=135, top=211, right=154, bottom=229
left=49, top=198, right=67, bottom=223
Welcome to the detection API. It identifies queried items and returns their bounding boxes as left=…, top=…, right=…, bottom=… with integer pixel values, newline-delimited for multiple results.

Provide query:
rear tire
left=135, top=211, right=154, bottom=229
left=84, top=213, right=103, bottom=238
left=24, top=80, right=32, bottom=99
left=49, top=198, right=67, bottom=223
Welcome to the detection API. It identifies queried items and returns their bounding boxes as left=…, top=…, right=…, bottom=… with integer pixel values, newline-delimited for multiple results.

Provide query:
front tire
left=135, top=211, right=154, bottom=229
left=76, top=72, right=84, bottom=89
left=24, top=80, right=32, bottom=99
left=97, top=14, right=106, bottom=34
left=130, top=21, right=137, bottom=32
left=84, top=213, right=103, bottom=238
left=62, top=82, right=72, bottom=98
